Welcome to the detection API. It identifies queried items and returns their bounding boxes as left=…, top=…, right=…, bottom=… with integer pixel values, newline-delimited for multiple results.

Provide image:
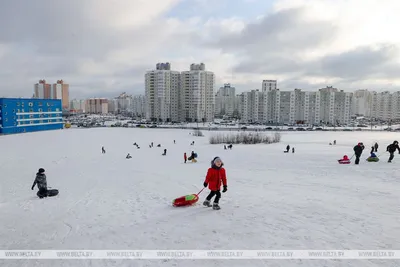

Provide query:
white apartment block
left=371, top=91, right=392, bottom=121
left=215, top=83, right=236, bottom=117
left=145, top=63, right=180, bottom=122
left=238, top=90, right=264, bottom=123
left=352, top=89, right=372, bottom=117
left=180, top=63, right=215, bottom=122
left=238, top=86, right=353, bottom=125
left=86, top=98, right=108, bottom=114
left=132, top=95, right=145, bottom=118
left=262, top=80, right=277, bottom=92
left=70, top=99, right=86, bottom=113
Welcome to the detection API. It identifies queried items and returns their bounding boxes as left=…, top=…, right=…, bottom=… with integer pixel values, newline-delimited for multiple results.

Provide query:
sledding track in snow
left=0, top=128, right=400, bottom=267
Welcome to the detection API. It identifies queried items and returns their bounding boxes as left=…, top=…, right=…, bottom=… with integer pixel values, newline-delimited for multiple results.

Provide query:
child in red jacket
left=203, top=157, right=227, bottom=210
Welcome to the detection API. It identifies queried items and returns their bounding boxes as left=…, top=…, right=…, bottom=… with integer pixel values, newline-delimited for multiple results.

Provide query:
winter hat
left=38, top=168, right=45, bottom=173
left=211, top=157, right=223, bottom=166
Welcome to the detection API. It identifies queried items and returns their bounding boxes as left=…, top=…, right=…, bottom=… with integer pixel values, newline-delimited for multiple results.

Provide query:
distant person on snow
left=374, top=142, right=379, bottom=152
left=387, top=141, right=400, bottom=163
left=370, top=146, right=375, bottom=154
left=126, top=153, right=132, bottom=159
left=162, top=149, right=167, bottom=156
left=353, top=142, right=365, bottom=165
left=333, top=140, right=336, bottom=145
left=31, top=168, right=48, bottom=198
left=224, top=145, right=227, bottom=150
left=292, top=147, right=295, bottom=153
left=203, top=157, right=228, bottom=210
left=102, top=147, right=106, bottom=154
left=184, top=152, right=187, bottom=163
left=174, top=140, right=176, bottom=144
left=285, top=145, right=290, bottom=153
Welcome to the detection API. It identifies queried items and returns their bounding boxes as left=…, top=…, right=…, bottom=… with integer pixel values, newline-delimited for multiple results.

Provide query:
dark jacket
left=353, top=144, right=364, bottom=155
left=387, top=143, right=400, bottom=153
left=32, top=173, right=47, bottom=191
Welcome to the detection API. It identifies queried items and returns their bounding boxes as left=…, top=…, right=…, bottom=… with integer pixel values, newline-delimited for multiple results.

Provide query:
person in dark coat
left=102, top=146, right=106, bottom=154
left=285, top=145, right=290, bottom=153
left=374, top=142, right=378, bottom=152
left=31, top=168, right=48, bottom=198
left=353, top=142, right=365, bottom=165
left=387, top=141, right=400, bottom=163
left=162, top=149, right=167, bottom=156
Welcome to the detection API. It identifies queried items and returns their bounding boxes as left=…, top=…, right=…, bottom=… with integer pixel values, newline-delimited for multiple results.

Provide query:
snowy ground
left=1, top=128, right=400, bottom=267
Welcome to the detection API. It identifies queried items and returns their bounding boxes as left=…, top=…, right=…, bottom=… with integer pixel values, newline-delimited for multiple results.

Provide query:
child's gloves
left=222, top=186, right=227, bottom=193
left=203, top=182, right=208, bottom=187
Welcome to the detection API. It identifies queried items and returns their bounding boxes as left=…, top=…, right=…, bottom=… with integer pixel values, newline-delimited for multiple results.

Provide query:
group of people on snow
left=350, top=141, right=400, bottom=164
left=284, top=145, right=295, bottom=153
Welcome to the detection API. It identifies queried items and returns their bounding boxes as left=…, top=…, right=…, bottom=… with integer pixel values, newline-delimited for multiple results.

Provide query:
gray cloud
left=210, top=6, right=400, bottom=90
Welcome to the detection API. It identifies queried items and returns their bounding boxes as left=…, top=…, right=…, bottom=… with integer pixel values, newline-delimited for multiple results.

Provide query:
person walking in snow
left=333, top=140, right=336, bottom=145
left=31, top=168, right=48, bottom=198
left=203, top=157, right=228, bottom=210
left=386, top=141, right=400, bottom=163
left=126, top=153, right=132, bottom=159
left=374, top=142, right=379, bottom=152
left=292, top=147, right=295, bottom=153
left=184, top=152, right=187, bottom=163
left=162, top=149, right=167, bottom=156
left=353, top=142, right=365, bottom=165
left=102, top=146, right=106, bottom=154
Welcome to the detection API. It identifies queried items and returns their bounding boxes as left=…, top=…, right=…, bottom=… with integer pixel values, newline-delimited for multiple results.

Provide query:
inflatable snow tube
left=37, top=189, right=59, bottom=198
left=367, top=157, right=379, bottom=162
left=338, top=159, right=351, bottom=164
left=173, top=194, right=199, bottom=207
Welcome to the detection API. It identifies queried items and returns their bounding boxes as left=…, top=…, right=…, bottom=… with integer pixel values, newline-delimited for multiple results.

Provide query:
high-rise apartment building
left=239, top=85, right=353, bottom=125
left=86, top=98, right=108, bottom=114
left=262, top=80, right=277, bottom=92
left=34, top=80, right=51, bottom=99
left=145, top=63, right=180, bottom=122
left=180, top=63, right=215, bottom=122
left=34, top=79, right=69, bottom=110
left=352, top=89, right=372, bottom=117
left=215, top=83, right=236, bottom=117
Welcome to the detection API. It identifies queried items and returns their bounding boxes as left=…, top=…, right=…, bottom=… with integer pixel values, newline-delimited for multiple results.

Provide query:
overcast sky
left=0, top=0, right=399, bottom=99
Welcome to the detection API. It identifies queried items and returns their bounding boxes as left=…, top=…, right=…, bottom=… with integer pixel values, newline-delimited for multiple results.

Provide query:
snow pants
left=389, top=152, right=394, bottom=162
left=355, top=154, right=361, bottom=164
left=206, top=190, right=221, bottom=204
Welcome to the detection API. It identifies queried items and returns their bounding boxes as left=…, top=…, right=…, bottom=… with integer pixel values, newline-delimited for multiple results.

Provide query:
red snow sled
left=172, top=194, right=199, bottom=207
left=172, top=188, right=205, bottom=207
left=338, top=155, right=351, bottom=164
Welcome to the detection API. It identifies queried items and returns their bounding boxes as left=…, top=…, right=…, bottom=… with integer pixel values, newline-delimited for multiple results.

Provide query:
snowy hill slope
left=0, top=128, right=399, bottom=267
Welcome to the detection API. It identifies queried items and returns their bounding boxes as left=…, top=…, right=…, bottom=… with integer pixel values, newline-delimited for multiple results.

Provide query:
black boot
left=213, top=203, right=220, bottom=210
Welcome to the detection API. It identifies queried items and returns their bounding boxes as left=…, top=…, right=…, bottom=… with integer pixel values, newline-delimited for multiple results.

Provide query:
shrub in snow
left=209, top=132, right=281, bottom=145
left=192, top=129, right=204, bottom=137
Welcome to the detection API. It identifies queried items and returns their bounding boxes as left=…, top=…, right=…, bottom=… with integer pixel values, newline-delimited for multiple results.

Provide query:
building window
left=48, top=108, right=51, bottom=112
left=38, top=102, right=42, bottom=106
left=28, top=102, right=33, bottom=107
left=17, top=102, right=20, bottom=106
left=4, top=104, right=7, bottom=108
left=38, top=108, right=42, bottom=112
left=47, top=103, right=50, bottom=106
left=29, top=109, right=33, bottom=112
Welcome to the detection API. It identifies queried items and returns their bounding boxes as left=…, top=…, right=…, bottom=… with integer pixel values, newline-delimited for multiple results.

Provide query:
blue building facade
left=0, top=98, right=64, bottom=135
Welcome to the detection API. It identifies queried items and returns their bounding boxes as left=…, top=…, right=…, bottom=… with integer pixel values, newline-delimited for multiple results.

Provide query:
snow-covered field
left=1, top=128, right=400, bottom=267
